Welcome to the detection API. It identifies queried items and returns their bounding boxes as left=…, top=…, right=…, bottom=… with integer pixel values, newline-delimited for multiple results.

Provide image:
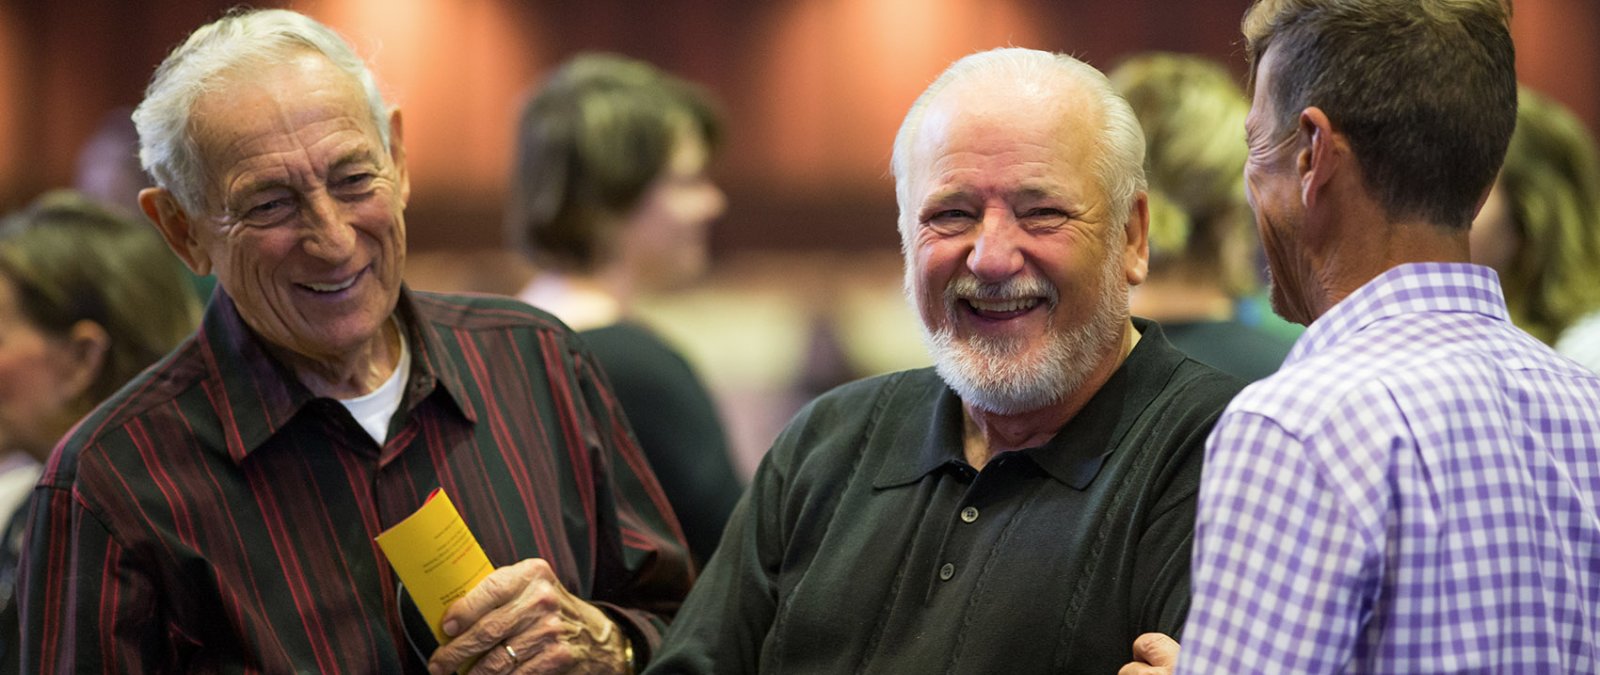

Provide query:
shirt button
left=960, top=506, right=979, bottom=523
left=938, top=563, right=955, bottom=581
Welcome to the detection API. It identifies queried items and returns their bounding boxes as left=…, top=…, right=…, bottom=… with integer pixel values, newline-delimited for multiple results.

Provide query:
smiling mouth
left=960, top=296, right=1049, bottom=323
left=945, top=275, right=1058, bottom=322
left=966, top=297, right=1041, bottom=314
left=300, top=269, right=363, bottom=294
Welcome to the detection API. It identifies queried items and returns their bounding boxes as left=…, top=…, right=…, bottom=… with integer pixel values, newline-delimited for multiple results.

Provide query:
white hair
left=890, top=47, right=1147, bottom=246
left=131, top=9, right=393, bottom=214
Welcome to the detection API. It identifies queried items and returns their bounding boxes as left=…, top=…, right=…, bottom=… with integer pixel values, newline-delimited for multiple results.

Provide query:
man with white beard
left=647, top=47, right=1244, bottom=675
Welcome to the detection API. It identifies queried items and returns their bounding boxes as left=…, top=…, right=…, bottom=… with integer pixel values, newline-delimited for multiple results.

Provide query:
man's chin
left=930, top=341, right=1065, bottom=416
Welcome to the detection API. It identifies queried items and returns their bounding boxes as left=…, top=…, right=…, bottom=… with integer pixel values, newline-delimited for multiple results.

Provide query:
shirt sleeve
left=14, top=484, right=169, bottom=672
left=643, top=411, right=798, bottom=674
left=1132, top=407, right=1215, bottom=639
left=570, top=349, right=696, bottom=666
left=1175, top=411, right=1377, bottom=674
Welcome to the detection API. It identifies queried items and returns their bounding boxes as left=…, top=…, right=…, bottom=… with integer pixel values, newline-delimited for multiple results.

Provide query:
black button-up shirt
left=650, top=319, right=1243, bottom=674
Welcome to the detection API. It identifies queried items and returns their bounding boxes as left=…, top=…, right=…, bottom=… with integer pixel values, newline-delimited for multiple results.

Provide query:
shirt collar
left=874, top=317, right=1189, bottom=490
left=395, top=290, right=479, bottom=427
left=196, top=285, right=475, bottom=465
left=1285, top=262, right=1509, bottom=366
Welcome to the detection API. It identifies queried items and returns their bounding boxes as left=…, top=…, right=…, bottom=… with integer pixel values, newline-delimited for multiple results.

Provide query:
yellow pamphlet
left=375, top=488, right=494, bottom=645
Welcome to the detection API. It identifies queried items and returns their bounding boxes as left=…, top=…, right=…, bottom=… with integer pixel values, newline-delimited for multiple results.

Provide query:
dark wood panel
left=3, top=0, right=1593, bottom=253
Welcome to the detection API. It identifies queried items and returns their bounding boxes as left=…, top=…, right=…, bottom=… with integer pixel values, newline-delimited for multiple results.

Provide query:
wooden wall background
left=1, top=0, right=1595, bottom=255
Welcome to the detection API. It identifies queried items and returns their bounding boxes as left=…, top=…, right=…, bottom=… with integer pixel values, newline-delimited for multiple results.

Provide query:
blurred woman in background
left=507, top=53, right=740, bottom=565
left=1472, top=87, right=1600, bottom=372
left=0, top=191, right=201, bottom=518
left=0, top=190, right=201, bottom=643
left=1110, top=52, right=1296, bottom=381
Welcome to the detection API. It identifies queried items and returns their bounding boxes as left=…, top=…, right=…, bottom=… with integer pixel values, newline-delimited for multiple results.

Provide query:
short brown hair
left=0, top=191, right=201, bottom=408
left=1243, top=0, right=1516, bottom=228
left=506, top=53, right=723, bottom=273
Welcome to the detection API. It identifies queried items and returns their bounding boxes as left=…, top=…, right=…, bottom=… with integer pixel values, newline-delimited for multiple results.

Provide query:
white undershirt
left=337, top=326, right=411, bottom=445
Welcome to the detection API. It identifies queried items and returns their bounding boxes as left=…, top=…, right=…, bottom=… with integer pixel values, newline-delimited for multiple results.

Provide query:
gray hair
left=132, top=8, right=393, bottom=214
left=890, top=47, right=1147, bottom=244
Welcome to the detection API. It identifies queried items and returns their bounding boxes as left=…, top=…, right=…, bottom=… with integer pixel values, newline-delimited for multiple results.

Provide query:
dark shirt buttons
left=938, top=563, right=955, bottom=581
left=960, top=506, right=979, bottom=523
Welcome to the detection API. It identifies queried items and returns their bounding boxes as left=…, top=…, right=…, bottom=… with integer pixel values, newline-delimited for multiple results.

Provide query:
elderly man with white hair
left=11, top=9, right=690, bottom=673
left=646, top=47, right=1243, bottom=674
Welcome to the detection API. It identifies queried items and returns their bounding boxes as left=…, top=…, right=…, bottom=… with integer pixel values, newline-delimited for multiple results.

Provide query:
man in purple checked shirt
left=1120, top=1, right=1600, bottom=673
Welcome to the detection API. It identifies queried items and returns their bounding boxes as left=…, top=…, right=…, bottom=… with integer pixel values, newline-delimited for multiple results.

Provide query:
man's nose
left=301, top=192, right=356, bottom=261
left=966, top=210, right=1024, bottom=282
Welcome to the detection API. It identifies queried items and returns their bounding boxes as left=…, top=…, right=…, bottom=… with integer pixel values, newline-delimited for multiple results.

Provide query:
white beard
left=915, top=250, right=1129, bottom=416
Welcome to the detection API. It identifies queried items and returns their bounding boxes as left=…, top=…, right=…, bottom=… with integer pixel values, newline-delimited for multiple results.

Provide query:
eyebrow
left=328, top=148, right=383, bottom=176
left=918, top=184, right=1074, bottom=212
left=1012, top=185, right=1070, bottom=202
left=919, top=187, right=973, bottom=209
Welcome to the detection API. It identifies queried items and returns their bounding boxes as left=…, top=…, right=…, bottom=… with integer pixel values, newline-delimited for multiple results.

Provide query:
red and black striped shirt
left=13, top=288, right=691, bottom=673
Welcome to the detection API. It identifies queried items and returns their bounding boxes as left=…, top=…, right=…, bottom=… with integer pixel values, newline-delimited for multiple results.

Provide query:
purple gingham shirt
left=1179, top=263, right=1600, bottom=673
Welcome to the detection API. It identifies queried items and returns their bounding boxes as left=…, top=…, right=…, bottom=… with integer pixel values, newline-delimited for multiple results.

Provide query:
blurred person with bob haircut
left=0, top=190, right=201, bottom=643
left=1125, top=1, right=1600, bottom=673
left=12, top=9, right=690, bottom=673
left=1472, top=86, right=1600, bottom=371
left=1110, top=52, right=1295, bottom=381
left=0, top=191, right=200, bottom=481
left=508, top=53, right=741, bottom=566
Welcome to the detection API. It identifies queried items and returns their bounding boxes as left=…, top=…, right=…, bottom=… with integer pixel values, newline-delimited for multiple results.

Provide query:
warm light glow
left=0, top=6, right=20, bottom=188
left=304, top=0, right=548, bottom=198
left=755, top=0, right=1044, bottom=190
left=1513, top=0, right=1600, bottom=128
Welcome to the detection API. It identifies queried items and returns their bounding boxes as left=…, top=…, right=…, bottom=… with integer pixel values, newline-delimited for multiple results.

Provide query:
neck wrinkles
left=270, top=315, right=402, bottom=398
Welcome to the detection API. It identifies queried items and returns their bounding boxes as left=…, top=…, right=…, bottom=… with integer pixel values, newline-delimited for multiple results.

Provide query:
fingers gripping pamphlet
left=375, top=488, right=494, bottom=645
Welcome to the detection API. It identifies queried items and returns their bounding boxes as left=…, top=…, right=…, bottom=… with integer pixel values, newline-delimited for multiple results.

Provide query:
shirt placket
left=922, top=454, right=1030, bottom=603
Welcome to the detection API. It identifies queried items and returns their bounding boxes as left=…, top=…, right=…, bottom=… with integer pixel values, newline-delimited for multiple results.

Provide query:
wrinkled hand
left=1117, top=632, right=1179, bottom=675
left=428, top=558, right=630, bottom=675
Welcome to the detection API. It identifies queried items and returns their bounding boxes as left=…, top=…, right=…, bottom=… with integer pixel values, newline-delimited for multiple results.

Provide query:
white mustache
left=944, top=275, right=1060, bottom=308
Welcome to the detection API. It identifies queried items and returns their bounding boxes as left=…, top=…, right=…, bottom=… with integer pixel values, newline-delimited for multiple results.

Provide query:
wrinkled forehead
left=205, top=53, right=375, bottom=125
left=910, top=78, right=1102, bottom=172
left=188, top=54, right=384, bottom=170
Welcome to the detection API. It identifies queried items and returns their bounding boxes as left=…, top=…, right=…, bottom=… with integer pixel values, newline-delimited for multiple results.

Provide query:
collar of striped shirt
left=196, top=285, right=480, bottom=465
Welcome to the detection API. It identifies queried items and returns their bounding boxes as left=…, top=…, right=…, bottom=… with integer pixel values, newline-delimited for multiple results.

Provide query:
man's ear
left=387, top=108, right=410, bottom=206
left=1296, top=106, right=1340, bottom=211
left=139, top=187, right=212, bottom=275
left=1122, top=191, right=1151, bottom=286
